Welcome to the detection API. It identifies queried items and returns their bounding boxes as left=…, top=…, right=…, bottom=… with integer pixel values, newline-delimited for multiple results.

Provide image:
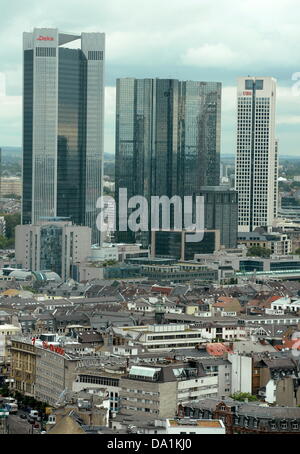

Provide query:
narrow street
left=6, top=413, right=40, bottom=435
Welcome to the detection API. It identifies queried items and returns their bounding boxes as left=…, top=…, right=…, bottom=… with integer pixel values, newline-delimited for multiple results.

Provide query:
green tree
left=4, top=213, right=21, bottom=240
left=230, top=392, right=258, bottom=402
left=247, top=246, right=272, bottom=258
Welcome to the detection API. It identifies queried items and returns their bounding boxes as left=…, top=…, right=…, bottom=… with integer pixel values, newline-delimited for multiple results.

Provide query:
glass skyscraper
left=115, top=78, right=221, bottom=245
left=22, top=28, right=105, bottom=243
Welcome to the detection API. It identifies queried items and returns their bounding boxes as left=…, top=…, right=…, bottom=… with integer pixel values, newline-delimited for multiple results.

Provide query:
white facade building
left=235, top=77, right=278, bottom=232
left=228, top=353, right=252, bottom=394
left=15, top=220, right=91, bottom=280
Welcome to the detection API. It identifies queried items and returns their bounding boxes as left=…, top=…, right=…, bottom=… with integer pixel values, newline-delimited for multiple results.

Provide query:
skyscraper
left=235, top=76, right=278, bottom=232
left=22, top=28, right=105, bottom=243
left=115, top=78, right=221, bottom=245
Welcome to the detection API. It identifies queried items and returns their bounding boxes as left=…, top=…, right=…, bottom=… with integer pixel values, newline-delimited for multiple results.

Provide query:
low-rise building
left=111, top=324, right=205, bottom=351
left=0, top=324, right=22, bottom=365
left=119, top=361, right=218, bottom=419
left=10, top=337, right=36, bottom=396
left=163, top=418, right=225, bottom=435
left=179, top=398, right=300, bottom=434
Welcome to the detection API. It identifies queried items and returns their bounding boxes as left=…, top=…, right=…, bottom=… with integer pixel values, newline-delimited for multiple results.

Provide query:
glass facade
left=57, top=48, right=86, bottom=226
left=22, top=30, right=105, bottom=244
left=155, top=230, right=219, bottom=260
left=199, top=186, right=238, bottom=248
left=40, top=225, right=63, bottom=277
left=22, top=50, right=34, bottom=225
left=239, top=260, right=264, bottom=272
left=115, top=78, right=221, bottom=247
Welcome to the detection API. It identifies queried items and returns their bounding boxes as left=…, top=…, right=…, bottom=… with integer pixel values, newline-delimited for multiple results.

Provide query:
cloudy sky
left=1, top=0, right=300, bottom=156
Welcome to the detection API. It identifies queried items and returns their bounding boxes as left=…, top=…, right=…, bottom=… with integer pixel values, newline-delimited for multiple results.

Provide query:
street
left=6, top=412, right=40, bottom=435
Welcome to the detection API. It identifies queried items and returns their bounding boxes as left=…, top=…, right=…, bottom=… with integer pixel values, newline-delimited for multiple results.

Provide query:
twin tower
left=22, top=28, right=105, bottom=243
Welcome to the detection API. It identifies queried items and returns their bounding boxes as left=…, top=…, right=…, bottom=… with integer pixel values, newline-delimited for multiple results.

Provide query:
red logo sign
left=243, top=91, right=252, bottom=96
left=42, top=341, right=65, bottom=356
left=37, top=36, right=54, bottom=41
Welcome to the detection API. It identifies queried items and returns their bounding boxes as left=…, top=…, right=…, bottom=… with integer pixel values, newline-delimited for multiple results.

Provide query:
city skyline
left=1, top=0, right=300, bottom=156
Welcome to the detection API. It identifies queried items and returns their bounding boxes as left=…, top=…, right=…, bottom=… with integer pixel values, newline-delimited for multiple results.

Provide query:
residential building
left=238, top=232, right=292, bottom=255
left=0, top=325, right=22, bottom=366
left=179, top=398, right=300, bottom=434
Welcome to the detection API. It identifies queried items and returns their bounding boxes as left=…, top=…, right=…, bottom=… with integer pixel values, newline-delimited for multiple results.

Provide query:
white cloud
left=182, top=44, right=238, bottom=67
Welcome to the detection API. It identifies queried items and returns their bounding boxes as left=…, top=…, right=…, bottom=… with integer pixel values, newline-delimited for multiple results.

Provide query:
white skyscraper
left=235, top=76, right=278, bottom=232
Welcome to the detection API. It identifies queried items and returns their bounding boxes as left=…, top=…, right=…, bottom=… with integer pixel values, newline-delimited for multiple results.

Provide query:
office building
left=119, top=362, right=218, bottom=418
left=199, top=186, right=238, bottom=248
left=15, top=218, right=91, bottom=280
left=0, top=177, right=22, bottom=197
left=22, top=28, right=105, bottom=243
left=235, top=77, right=278, bottom=232
left=115, top=78, right=221, bottom=245
left=152, top=229, right=221, bottom=261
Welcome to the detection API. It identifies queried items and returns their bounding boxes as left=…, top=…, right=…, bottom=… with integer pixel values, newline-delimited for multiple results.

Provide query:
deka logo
left=37, top=36, right=54, bottom=41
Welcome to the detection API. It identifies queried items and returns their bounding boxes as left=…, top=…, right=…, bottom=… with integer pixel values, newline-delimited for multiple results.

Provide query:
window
left=36, top=47, right=56, bottom=57
left=245, top=80, right=254, bottom=90
left=255, top=80, right=264, bottom=90
left=88, top=50, right=104, bottom=60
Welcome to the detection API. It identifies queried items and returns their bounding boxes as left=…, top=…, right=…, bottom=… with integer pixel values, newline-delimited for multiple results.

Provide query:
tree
left=4, top=213, right=21, bottom=240
left=295, top=248, right=300, bottom=255
left=230, top=392, right=258, bottom=402
left=247, top=246, right=272, bottom=258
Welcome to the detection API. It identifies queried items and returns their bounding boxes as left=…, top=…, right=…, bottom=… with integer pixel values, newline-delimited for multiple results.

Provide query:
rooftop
left=168, top=419, right=222, bottom=428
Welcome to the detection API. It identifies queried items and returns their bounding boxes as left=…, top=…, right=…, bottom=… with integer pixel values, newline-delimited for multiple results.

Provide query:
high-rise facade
left=115, top=78, right=221, bottom=245
left=22, top=28, right=105, bottom=243
left=15, top=219, right=91, bottom=281
left=235, top=77, right=278, bottom=232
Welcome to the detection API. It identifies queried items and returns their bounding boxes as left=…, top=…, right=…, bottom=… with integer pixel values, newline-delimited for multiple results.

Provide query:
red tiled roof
left=206, top=343, right=233, bottom=356
left=151, top=286, right=172, bottom=295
